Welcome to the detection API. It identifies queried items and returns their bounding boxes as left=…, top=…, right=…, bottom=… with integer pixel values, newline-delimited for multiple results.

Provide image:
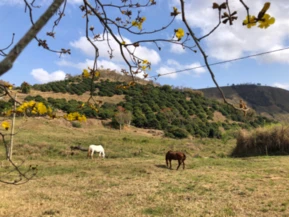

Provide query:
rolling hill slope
left=199, top=84, right=289, bottom=121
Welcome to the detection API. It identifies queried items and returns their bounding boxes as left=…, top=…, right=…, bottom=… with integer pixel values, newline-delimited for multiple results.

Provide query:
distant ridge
left=199, top=84, right=289, bottom=121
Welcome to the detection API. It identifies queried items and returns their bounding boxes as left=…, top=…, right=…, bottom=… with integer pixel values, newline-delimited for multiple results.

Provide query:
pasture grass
left=0, top=118, right=289, bottom=216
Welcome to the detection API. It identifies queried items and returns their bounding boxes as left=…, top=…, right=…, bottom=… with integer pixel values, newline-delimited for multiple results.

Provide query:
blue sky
left=1, top=0, right=289, bottom=90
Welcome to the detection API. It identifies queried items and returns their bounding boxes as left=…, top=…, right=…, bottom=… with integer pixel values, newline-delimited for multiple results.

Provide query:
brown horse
left=165, top=150, right=186, bottom=170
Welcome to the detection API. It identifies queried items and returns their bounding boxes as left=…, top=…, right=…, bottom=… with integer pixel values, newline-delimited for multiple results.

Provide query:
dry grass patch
left=232, top=126, right=289, bottom=157
left=213, top=111, right=227, bottom=122
left=13, top=90, right=125, bottom=105
left=2, top=157, right=289, bottom=216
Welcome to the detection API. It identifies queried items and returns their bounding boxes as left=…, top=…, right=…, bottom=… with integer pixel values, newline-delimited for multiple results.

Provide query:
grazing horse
left=87, top=145, right=105, bottom=159
left=166, top=150, right=186, bottom=170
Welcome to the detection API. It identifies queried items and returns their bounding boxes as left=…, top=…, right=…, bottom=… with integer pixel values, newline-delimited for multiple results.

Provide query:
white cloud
left=156, top=66, right=177, bottom=79
left=57, top=59, right=124, bottom=72
left=170, top=0, right=289, bottom=64
left=31, top=68, right=66, bottom=83
left=156, top=59, right=206, bottom=79
left=70, top=36, right=161, bottom=65
left=257, top=45, right=289, bottom=64
left=170, top=43, right=186, bottom=54
left=67, top=0, right=83, bottom=4
left=273, top=83, right=289, bottom=90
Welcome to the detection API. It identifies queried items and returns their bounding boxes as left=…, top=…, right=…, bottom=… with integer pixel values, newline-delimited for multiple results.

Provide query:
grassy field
left=1, top=118, right=289, bottom=217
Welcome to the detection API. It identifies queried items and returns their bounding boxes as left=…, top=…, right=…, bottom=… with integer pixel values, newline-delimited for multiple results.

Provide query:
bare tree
left=115, top=106, right=132, bottom=130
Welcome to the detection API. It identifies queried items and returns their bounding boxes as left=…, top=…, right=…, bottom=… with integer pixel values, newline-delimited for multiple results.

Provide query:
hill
left=199, top=84, right=289, bottom=122
left=1, top=74, right=274, bottom=139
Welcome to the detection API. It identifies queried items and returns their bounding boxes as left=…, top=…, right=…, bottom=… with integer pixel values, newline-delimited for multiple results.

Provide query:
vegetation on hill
left=0, top=77, right=274, bottom=139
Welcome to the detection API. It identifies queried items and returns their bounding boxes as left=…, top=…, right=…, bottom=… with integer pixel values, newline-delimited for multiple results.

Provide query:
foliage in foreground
left=232, top=125, right=289, bottom=157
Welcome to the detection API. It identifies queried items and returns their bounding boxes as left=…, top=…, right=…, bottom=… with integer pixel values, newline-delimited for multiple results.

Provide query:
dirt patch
left=213, top=111, right=226, bottom=122
left=14, top=90, right=125, bottom=105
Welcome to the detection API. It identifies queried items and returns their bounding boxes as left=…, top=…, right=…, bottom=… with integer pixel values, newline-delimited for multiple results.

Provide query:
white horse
left=87, top=145, right=105, bottom=159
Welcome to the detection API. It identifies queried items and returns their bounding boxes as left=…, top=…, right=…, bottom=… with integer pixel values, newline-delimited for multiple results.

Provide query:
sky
left=0, top=0, right=289, bottom=90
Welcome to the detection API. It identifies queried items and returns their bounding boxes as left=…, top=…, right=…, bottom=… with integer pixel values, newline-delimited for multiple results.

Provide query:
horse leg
left=87, top=149, right=90, bottom=158
left=177, top=159, right=181, bottom=170
left=169, top=160, right=172, bottom=170
left=182, top=159, right=185, bottom=170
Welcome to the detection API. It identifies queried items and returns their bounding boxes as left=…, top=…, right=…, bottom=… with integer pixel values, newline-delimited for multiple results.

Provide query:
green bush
left=71, top=122, right=82, bottom=128
left=165, top=127, right=188, bottom=139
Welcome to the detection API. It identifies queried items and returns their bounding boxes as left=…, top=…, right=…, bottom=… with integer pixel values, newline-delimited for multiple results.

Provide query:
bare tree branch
left=0, top=0, right=65, bottom=77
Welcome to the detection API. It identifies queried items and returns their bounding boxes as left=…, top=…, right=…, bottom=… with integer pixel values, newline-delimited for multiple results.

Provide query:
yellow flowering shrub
left=65, top=112, right=87, bottom=122
left=1, top=121, right=10, bottom=130
left=16, top=101, right=51, bottom=116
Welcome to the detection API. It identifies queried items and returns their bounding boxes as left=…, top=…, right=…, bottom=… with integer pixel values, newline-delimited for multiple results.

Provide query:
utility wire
left=149, top=46, right=289, bottom=79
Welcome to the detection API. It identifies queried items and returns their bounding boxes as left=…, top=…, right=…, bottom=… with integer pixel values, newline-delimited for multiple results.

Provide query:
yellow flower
left=35, top=102, right=48, bottom=115
left=94, top=71, right=100, bottom=77
left=136, top=22, right=142, bottom=30
left=28, top=100, right=36, bottom=107
left=132, top=20, right=138, bottom=27
left=78, top=115, right=87, bottom=122
left=171, top=7, right=181, bottom=16
left=1, top=121, right=10, bottom=130
left=140, top=17, right=146, bottom=23
left=175, top=28, right=185, bottom=40
left=121, top=41, right=126, bottom=45
left=131, top=20, right=142, bottom=30
left=258, top=14, right=275, bottom=29
left=47, top=107, right=52, bottom=113
left=143, top=59, right=149, bottom=64
left=82, top=69, right=90, bottom=78
left=243, top=15, right=256, bottom=28
left=65, top=112, right=86, bottom=122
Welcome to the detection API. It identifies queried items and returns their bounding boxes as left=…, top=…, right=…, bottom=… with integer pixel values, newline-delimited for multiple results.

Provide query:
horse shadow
left=155, top=164, right=167, bottom=169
